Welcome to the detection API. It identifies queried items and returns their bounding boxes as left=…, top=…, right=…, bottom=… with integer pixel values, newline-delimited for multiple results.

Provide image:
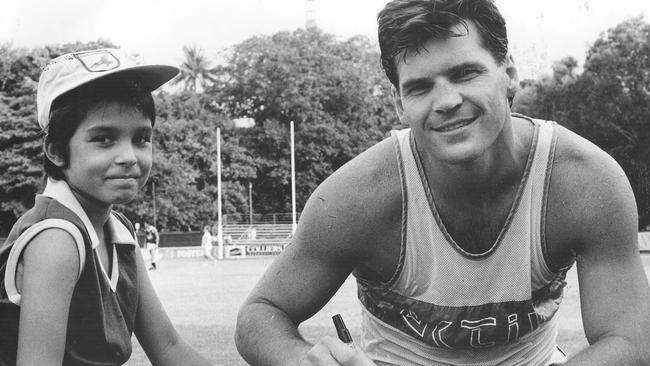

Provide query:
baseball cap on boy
left=37, top=48, right=179, bottom=129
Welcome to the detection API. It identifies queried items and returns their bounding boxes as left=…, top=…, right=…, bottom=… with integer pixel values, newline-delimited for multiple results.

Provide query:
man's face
left=393, top=21, right=516, bottom=164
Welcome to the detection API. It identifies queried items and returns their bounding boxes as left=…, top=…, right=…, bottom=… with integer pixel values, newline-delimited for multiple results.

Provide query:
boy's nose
left=115, top=145, right=137, bottom=166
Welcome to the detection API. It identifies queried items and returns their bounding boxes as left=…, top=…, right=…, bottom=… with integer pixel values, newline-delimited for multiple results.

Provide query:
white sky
left=2, top=0, right=649, bottom=79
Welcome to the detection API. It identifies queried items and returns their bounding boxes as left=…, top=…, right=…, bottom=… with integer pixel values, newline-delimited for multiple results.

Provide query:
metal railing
left=219, top=213, right=300, bottom=225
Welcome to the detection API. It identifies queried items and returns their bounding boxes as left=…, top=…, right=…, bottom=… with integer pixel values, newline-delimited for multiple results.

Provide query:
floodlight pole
left=152, top=181, right=156, bottom=228
left=217, top=127, right=223, bottom=259
left=249, top=181, right=253, bottom=225
left=291, top=121, right=296, bottom=233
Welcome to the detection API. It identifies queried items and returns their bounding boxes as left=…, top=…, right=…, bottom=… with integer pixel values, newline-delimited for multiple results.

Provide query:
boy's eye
left=91, top=135, right=114, bottom=144
left=134, top=132, right=152, bottom=145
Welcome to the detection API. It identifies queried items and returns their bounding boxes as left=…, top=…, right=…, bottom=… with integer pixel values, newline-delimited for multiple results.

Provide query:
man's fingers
left=322, top=336, right=376, bottom=366
left=302, top=338, right=339, bottom=365
left=301, top=336, right=376, bottom=366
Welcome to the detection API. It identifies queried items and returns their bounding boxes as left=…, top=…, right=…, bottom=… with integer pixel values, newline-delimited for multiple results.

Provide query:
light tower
left=305, top=0, right=317, bottom=29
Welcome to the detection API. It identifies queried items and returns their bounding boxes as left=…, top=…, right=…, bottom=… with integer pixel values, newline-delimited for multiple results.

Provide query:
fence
left=220, top=212, right=300, bottom=225
left=143, top=223, right=293, bottom=260
left=135, top=223, right=293, bottom=248
left=5, top=232, right=650, bottom=255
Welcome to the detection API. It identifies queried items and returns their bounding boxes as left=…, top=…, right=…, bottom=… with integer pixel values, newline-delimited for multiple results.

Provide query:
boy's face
left=393, top=21, right=516, bottom=164
left=62, top=101, right=153, bottom=210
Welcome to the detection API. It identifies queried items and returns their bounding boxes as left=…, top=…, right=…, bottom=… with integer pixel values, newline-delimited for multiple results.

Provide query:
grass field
left=125, top=253, right=650, bottom=365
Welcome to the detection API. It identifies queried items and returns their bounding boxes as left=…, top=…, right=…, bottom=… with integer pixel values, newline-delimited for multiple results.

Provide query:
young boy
left=0, top=48, right=212, bottom=365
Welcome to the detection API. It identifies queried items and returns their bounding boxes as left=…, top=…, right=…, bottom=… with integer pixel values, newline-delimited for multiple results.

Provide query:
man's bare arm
left=549, top=128, right=650, bottom=365
left=235, top=139, right=398, bottom=366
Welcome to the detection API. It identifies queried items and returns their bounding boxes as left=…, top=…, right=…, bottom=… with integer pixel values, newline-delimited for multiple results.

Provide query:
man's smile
left=431, top=116, right=477, bottom=133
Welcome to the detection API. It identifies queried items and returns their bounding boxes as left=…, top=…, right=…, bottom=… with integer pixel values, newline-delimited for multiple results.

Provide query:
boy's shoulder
left=4, top=196, right=86, bottom=245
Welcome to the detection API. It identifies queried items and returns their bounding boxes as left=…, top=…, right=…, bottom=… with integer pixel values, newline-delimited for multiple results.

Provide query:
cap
left=36, top=48, right=179, bottom=129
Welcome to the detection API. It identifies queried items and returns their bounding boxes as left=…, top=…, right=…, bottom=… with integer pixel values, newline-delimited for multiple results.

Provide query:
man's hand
left=301, top=336, right=376, bottom=366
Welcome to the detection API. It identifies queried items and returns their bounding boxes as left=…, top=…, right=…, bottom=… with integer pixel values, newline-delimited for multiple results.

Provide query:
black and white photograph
left=1, top=0, right=650, bottom=365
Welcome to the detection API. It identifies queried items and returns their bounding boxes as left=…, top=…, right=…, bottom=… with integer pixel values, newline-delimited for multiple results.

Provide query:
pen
left=332, top=314, right=353, bottom=345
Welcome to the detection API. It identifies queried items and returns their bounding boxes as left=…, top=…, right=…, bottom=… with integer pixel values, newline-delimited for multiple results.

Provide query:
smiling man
left=235, top=1, right=650, bottom=365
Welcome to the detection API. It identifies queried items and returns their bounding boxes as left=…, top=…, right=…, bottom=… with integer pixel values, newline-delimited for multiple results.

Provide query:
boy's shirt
left=0, top=179, right=140, bottom=366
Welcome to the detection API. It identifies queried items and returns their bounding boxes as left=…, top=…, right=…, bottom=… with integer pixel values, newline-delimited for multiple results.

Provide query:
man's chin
left=433, top=142, right=486, bottom=165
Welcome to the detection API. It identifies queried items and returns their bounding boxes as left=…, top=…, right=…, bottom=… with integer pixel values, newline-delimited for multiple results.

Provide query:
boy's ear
left=44, top=142, right=66, bottom=167
left=391, top=86, right=405, bottom=123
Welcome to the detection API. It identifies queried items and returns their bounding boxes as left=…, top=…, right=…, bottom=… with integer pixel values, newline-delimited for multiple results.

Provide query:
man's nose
left=432, top=81, right=462, bottom=114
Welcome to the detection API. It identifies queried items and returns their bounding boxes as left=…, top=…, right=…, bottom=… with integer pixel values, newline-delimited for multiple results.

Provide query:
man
left=235, top=0, right=650, bottom=365
left=145, top=223, right=160, bottom=270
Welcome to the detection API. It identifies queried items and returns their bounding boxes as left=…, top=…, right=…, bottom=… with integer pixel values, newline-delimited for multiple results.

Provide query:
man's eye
left=406, top=84, right=430, bottom=96
left=457, top=67, right=481, bottom=80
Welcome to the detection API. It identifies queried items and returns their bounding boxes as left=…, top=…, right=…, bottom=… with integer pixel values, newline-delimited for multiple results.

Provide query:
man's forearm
left=235, top=301, right=312, bottom=366
left=563, top=335, right=649, bottom=366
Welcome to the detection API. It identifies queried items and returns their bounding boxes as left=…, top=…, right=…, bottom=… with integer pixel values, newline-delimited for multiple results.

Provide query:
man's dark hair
left=378, top=0, right=509, bottom=88
left=44, top=75, right=155, bottom=180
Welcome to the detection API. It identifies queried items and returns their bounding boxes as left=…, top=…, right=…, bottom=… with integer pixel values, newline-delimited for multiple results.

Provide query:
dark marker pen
left=332, top=314, right=353, bottom=345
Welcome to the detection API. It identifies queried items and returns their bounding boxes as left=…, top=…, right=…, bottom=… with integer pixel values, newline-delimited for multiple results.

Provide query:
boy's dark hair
left=44, top=76, right=155, bottom=180
left=378, top=0, right=509, bottom=88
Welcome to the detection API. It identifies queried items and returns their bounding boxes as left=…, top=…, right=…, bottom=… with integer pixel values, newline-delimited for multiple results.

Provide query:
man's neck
left=420, top=117, right=531, bottom=201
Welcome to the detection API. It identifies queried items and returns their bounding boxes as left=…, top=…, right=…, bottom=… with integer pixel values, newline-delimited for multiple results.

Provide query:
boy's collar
left=42, top=178, right=136, bottom=248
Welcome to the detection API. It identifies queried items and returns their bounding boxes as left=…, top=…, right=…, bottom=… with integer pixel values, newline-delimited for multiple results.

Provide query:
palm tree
left=174, top=45, right=216, bottom=92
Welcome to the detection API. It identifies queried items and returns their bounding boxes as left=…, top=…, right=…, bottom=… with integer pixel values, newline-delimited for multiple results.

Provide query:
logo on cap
left=74, top=49, right=121, bottom=72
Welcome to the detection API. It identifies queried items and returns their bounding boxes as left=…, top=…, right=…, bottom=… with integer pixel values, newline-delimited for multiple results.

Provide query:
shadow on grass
left=129, top=324, right=246, bottom=366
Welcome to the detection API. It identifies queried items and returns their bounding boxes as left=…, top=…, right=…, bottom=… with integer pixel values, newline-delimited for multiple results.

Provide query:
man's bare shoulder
left=546, top=123, right=638, bottom=258
left=551, top=124, right=632, bottom=199
left=310, top=136, right=401, bottom=221
left=294, top=136, right=402, bottom=275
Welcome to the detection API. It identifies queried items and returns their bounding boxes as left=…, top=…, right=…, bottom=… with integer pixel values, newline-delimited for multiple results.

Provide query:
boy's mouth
left=107, top=174, right=140, bottom=180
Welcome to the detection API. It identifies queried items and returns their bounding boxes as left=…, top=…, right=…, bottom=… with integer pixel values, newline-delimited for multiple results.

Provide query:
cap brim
left=99, top=64, right=180, bottom=92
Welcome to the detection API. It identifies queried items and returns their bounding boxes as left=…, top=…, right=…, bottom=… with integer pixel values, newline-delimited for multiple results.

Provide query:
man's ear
left=391, top=85, right=405, bottom=123
left=504, top=53, right=519, bottom=102
left=44, top=141, right=66, bottom=168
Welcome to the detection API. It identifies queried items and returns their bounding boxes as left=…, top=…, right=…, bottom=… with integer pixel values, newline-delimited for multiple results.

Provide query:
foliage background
left=1, top=19, right=649, bottom=234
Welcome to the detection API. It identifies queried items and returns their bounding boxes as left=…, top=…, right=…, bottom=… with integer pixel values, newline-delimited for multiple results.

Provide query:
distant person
left=0, top=48, right=211, bottom=365
left=134, top=222, right=142, bottom=247
left=235, top=0, right=650, bottom=365
left=145, top=222, right=160, bottom=270
left=248, top=227, right=256, bottom=240
left=202, top=225, right=217, bottom=263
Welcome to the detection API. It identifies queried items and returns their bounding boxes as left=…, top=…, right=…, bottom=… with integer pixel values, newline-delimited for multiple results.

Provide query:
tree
left=173, top=45, right=217, bottom=93
left=115, top=91, right=256, bottom=231
left=0, top=40, right=117, bottom=235
left=210, top=28, right=397, bottom=214
left=514, top=17, right=650, bottom=228
left=578, top=17, right=650, bottom=227
left=0, top=40, right=260, bottom=233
